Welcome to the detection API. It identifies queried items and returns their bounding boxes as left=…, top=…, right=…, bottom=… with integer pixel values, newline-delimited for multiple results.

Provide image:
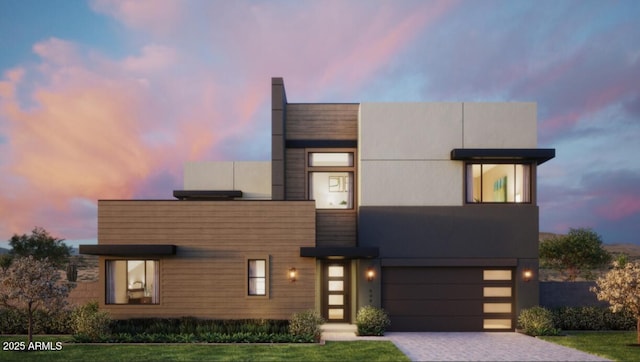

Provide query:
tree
left=539, top=228, right=611, bottom=281
left=591, top=261, right=640, bottom=345
left=0, top=256, right=73, bottom=343
left=8, top=227, right=72, bottom=267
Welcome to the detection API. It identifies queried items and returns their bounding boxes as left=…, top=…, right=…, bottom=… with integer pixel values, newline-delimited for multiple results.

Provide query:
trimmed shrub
left=289, top=310, right=324, bottom=342
left=70, top=301, right=111, bottom=340
left=518, top=306, right=560, bottom=336
left=356, top=306, right=391, bottom=336
left=551, top=306, right=635, bottom=331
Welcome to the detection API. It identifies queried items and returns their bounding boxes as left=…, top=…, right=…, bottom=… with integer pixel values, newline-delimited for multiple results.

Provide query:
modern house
left=80, top=77, right=554, bottom=331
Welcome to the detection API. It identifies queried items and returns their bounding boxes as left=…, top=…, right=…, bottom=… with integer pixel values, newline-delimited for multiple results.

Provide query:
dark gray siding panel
left=316, top=212, right=357, bottom=247
left=285, top=149, right=305, bottom=200
left=286, top=104, right=358, bottom=140
left=359, top=206, right=538, bottom=259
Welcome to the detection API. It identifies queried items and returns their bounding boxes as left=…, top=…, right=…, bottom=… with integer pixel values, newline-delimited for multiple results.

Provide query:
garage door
left=382, top=267, right=514, bottom=331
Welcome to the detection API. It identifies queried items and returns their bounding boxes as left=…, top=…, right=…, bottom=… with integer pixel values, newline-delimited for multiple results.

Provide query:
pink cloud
left=597, top=196, right=640, bottom=221
left=0, top=37, right=225, bottom=241
left=90, top=0, right=184, bottom=36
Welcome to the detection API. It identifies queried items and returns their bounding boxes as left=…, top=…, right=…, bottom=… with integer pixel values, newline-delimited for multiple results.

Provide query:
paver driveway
left=385, top=332, right=610, bottom=362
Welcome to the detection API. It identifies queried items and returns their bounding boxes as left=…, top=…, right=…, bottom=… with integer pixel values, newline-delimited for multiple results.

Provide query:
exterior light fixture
left=366, top=266, right=375, bottom=282
left=523, top=269, right=533, bottom=282
left=288, top=268, right=297, bottom=282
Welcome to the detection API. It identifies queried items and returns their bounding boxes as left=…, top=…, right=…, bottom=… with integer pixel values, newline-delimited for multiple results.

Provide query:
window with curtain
left=106, top=260, right=159, bottom=304
left=466, top=163, right=531, bottom=203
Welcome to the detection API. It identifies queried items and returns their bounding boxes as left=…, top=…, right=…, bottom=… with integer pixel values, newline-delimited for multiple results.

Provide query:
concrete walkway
left=321, top=325, right=610, bottom=361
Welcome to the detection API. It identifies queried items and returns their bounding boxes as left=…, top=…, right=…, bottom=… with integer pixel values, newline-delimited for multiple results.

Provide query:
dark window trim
left=287, top=140, right=357, bottom=148
left=465, top=162, right=533, bottom=204
left=247, top=258, right=268, bottom=297
left=306, top=148, right=357, bottom=211
left=105, top=259, right=159, bottom=305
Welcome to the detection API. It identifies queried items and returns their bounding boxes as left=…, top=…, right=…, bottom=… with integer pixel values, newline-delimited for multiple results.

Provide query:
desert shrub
left=356, top=306, right=391, bottom=336
left=33, top=309, right=73, bottom=334
left=552, top=306, right=635, bottom=330
left=518, top=306, right=560, bottom=336
left=70, top=301, right=111, bottom=340
left=289, top=309, right=324, bottom=342
left=0, top=307, right=72, bottom=334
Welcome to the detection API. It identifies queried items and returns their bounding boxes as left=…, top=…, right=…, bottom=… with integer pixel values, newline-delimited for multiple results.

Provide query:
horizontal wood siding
left=286, top=104, right=358, bottom=140
left=316, top=211, right=357, bottom=247
left=285, top=149, right=305, bottom=200
left=97, top=200, right=316, bottom=320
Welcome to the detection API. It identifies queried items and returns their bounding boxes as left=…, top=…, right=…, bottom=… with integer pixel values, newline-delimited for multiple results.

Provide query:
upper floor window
left=308, top=152, right=354, bottom=209
left=466, top=163, right=531, bottom=203
left=106, top=260, right=159, bottom=304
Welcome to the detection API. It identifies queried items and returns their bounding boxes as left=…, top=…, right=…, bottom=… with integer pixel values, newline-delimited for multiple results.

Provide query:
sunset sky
left=1, top=0, right=639, bottom=248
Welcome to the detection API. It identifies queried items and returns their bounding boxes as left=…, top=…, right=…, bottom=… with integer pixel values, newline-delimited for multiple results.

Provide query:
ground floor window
left=248, top=259, right=267, bottom=296
left=106, top=260, right=159, bottom=304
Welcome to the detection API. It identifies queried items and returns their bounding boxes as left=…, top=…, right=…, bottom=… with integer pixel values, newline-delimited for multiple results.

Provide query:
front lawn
left=0, top=336, right=409, bottom=362
left=539, top=331, right=639, bottom=362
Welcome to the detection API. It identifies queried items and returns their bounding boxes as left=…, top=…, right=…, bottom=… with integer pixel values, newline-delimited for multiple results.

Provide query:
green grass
left=539, top=331, right=640, bottom=362
left=0, top=336, right=409, bottom=362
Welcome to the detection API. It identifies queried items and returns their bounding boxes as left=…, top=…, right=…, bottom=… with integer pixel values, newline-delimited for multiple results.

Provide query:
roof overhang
left=450, top=148, right=555, bottom=165
left=173, top=190, right=242, bottom=200
left=300, top=247, right=379, bottom=259
left=79, top=244, right=177, bottom=256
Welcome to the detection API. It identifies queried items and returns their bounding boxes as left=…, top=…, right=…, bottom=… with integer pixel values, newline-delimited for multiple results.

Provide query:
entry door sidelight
left=323, top=261, right=350, bottom=322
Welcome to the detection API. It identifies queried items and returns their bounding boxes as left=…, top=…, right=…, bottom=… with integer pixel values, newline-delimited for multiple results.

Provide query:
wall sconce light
left=523, top=269, right=533, bottom=282
left=366, top=266, right=375, bottom=282
left=288, top=268, right=297, bottom=282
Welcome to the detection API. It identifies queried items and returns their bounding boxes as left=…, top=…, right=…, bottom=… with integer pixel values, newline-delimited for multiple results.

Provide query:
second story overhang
left=450, top=148, right=555, bottom=165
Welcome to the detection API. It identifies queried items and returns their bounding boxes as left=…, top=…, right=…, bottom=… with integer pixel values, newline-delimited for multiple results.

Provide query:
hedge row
left=551, top=306, right=636, bottom=331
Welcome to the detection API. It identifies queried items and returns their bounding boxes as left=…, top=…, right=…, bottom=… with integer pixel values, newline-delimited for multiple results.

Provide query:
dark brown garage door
left=382, top=267, right=514, bottom=331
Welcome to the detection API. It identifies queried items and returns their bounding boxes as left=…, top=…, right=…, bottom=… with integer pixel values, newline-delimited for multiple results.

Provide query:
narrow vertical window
left=248, top=259, right=266, bottom=296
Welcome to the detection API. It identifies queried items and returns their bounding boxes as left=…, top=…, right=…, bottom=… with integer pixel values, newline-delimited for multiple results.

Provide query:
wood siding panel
left=97, top=200, right=316, bottom=320
left=316, top=211, right=356, bottom=247
left=286, top=104, right=358, bottom=140
left=285, top=149, right=305, bottom=200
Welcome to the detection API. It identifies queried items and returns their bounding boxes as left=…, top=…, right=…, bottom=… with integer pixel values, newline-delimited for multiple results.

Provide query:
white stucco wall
left=184, top=161, right=271, bottom=199
left=358, top=102, right=537, bottom=207
left=463, top=102, right=537, bottom=148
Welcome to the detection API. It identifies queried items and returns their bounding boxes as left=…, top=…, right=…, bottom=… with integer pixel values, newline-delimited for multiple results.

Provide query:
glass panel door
left=323, top=261, right=349, bottom=322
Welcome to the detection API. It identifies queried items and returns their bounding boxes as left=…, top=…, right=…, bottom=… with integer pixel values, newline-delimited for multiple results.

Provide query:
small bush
left=518, top=306, right=560, bottom=336
left=70, top=301, right=111, bottom=340
left=551, top=306, right=635, bottom=331
left=356, top=306, right=390, bottom=336
left=0, top=307, right=72, bottom=334
left=289, top=310, right=324, bottom=342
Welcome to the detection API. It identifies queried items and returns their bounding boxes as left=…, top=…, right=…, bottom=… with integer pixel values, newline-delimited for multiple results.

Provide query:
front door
left=322, top=261, right=350, bottom=323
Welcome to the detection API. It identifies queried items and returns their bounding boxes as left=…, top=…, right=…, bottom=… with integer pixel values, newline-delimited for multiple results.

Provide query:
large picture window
left=106, top=260, right=159, bottom=304
left=308, top=152, right=355, bottom=209
left=466, top=163, right=531, bottom=203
